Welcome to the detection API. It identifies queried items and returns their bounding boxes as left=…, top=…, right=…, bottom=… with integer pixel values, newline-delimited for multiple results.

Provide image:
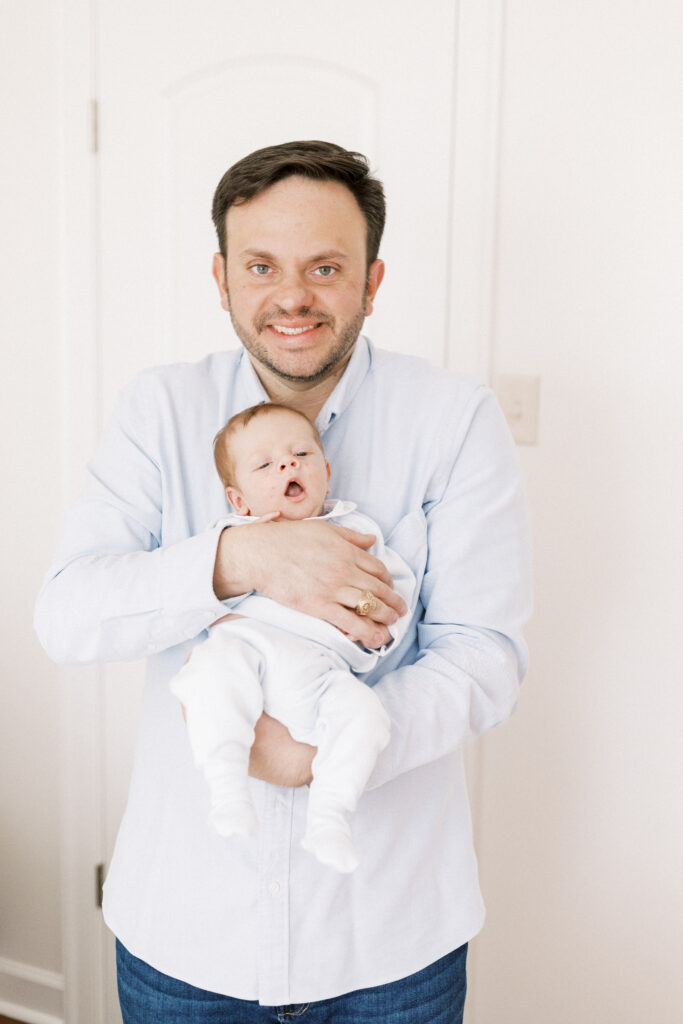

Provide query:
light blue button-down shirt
left=36, top=337, right=531, bottom=1005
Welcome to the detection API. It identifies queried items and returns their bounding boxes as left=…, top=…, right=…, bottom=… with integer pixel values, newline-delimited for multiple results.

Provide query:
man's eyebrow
left=238, top=249, right=277, bottom=261
left=237, top=248, right=350, bottom=262
left=309, top=250, right=350, bottom=262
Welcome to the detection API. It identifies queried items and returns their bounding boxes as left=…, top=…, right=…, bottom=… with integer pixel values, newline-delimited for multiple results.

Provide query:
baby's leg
left=301, top=673, right=391, bottom=873
left=170, top=624, right=264, bottom=837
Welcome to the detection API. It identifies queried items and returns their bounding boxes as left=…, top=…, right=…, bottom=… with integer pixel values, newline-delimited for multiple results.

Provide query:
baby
left=171, top=402, right=414, bottom=873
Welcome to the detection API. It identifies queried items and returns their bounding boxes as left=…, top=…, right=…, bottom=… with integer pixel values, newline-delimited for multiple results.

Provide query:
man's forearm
left=213, top=517, right=406, bottom=649
left=36, top=525, right=227, bottom=664
left=213, top=525, right=262, bottom=599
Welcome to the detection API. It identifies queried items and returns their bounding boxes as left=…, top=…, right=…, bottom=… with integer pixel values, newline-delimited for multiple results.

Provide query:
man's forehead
left=224, top=176, right=366, bottom=246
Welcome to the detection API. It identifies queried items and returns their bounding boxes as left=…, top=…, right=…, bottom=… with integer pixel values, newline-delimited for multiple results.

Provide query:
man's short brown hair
left=214, top=402, right=324, bottom=489
left=211, top=140, right=386, bottom=270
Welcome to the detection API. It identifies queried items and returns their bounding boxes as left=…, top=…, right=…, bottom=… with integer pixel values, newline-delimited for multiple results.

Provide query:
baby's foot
left=301, top=824, right=360, bottom=874
left=209, top=801, right=259, bottom=838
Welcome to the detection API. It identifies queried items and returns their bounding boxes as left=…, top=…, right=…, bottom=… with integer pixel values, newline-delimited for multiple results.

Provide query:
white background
left=1, top=1, right=682, bottom=1022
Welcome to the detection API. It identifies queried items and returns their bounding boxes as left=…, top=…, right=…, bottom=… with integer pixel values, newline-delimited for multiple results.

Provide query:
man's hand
left=179, top=707, right=313, bottom=788
left=213, top=519, right=407, bottom=649
left=248, top=713, right=316, bottom=788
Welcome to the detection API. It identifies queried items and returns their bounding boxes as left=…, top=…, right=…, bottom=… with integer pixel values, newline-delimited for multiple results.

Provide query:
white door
left=64, top=2, right=503, bottom=1020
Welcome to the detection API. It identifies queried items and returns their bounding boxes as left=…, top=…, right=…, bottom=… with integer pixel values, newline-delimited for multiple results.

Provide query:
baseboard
left=0, top=957, right=63, bottom=1024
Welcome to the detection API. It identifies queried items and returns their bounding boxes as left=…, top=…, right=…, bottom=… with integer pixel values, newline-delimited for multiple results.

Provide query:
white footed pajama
left=170, top=501, right=415, bottom=873
left=172, top=617, right=391, bottom=872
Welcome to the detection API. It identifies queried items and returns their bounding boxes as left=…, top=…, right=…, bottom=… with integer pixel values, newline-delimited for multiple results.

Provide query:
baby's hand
left=255, top=511, right=281, bottom=523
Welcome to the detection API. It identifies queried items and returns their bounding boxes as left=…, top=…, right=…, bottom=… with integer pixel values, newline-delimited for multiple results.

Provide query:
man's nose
left=272, top=271, right=314, bottom=311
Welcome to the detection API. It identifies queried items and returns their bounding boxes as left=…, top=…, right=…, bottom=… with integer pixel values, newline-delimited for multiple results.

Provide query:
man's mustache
left=254, top=309, right=335, bottom=331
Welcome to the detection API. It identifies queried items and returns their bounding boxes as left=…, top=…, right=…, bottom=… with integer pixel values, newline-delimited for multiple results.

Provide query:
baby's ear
left=226, top=486, right=249, bottom=515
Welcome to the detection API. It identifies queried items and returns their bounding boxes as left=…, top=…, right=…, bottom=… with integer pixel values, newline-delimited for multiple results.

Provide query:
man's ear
left=226, top=486, right=249, bottom=515
left=364, top=259, right=385, bottom=317
left=212, top=253, right=230, bottom=312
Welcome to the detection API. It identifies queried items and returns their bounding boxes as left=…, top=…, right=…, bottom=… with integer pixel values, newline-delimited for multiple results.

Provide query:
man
left=36, top=141, right=531, bottom=1022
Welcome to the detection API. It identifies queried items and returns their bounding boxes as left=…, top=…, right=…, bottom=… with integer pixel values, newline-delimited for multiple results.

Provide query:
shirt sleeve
left=34, top=373, right=229, bottom=664
left=366, top=388, right=532, bottom=789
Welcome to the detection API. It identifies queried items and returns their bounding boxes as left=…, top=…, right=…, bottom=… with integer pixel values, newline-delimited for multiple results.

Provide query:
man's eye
left=314, top=266, right=336, bottom=278
left=250, top=264, right=271, bottom=276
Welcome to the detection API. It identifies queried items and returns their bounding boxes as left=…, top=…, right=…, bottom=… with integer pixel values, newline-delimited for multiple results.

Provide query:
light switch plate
left=493, top=373, right=541, bottom=445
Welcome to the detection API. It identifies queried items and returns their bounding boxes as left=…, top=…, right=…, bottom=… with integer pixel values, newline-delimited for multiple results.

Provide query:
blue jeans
left=116, top=938, right=467, bottom=1024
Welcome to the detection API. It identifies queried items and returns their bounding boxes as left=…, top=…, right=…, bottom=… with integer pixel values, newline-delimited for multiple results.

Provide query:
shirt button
left=268, top=880, right=281, bottom=896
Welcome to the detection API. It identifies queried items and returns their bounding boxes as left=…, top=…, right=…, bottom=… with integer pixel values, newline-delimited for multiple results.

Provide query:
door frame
left=58, top=0, right=108, bottom=1021
left=59, top=2, right=505, bottom=1019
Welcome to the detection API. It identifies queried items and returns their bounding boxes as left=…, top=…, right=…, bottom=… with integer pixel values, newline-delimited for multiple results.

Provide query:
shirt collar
left=315, top=336, right=372, bottom=437
left=232, top=335, right=372, bottom=436
left=233, top=349, right=271, bottom=409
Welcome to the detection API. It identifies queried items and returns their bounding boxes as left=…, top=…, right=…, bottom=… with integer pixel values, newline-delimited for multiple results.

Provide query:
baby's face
left=225, top=409, right=331, bottom=521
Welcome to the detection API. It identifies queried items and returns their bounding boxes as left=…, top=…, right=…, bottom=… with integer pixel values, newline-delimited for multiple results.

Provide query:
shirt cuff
left=158, top=523, right=240, bottom=643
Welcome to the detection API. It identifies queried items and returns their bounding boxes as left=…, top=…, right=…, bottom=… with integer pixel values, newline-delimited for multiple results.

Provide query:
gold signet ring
left=354, top=590, right=378, bottom=616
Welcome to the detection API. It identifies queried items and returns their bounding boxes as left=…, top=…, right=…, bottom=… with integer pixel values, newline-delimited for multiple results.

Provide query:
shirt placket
left=256, top=782, right=294, bottom=1005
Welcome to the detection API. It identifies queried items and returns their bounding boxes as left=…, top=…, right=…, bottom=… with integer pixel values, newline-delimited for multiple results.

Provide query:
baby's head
left=214, top=403, right=331, bottom=520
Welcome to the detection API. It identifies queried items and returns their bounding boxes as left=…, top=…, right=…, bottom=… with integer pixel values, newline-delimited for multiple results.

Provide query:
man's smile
left=270, top=324, right=322, bottom=336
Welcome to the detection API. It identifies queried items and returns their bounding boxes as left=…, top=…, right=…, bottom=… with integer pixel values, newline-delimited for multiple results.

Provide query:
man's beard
left=227, top=299, right=367, bottom=385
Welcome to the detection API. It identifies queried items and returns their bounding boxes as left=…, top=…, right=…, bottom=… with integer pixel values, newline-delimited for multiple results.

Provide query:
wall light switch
left=493, top=373, right=541, bottom=445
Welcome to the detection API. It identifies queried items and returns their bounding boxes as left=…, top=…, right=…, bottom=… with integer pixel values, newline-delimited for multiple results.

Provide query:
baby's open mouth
left=285, top=481, right=303, bottom=497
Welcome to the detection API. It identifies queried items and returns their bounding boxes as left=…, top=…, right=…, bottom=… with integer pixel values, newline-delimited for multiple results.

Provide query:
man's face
left=212, top=176, right=384, bottom=385
left=225, top=408, right=331, bottom=521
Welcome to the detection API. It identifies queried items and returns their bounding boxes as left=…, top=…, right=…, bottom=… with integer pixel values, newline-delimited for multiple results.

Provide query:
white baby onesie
left=170, top=500, right=415, bottom=873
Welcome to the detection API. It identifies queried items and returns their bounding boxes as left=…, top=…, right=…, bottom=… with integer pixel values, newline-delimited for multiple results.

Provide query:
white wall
left=0, top=1, right=64, bottom=1021
left=470, top=3, right=683, bottom=1022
